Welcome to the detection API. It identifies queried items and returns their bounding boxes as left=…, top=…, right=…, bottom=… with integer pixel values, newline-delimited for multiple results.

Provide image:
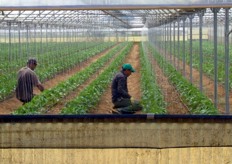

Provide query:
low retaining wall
left=0, top=114, right=232, bottom=148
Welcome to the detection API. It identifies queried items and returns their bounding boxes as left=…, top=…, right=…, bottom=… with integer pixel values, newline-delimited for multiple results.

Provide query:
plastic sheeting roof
left=0, top=0, right=231, bottom=29
left=0, top=0, right=232, bottom=6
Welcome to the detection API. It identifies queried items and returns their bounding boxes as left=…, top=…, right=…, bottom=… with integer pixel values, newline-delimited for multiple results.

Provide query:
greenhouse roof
left=0, top=0, right=231, bottom=29
left=1, top=0, right=232, bottom=7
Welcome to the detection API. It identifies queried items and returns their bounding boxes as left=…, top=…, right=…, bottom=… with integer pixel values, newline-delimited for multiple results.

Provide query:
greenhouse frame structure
left=0, top=0, right=232, bottom=114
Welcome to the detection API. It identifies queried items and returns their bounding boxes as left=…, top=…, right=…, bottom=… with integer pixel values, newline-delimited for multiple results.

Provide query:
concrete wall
left=0, top=120, right=232, bottom=148
left=1, top=115, right=232, bottom=163
left=1, top=147, right=232, bottom=164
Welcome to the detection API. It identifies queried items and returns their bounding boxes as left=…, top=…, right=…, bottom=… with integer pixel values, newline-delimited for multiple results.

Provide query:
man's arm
left=31, top=71, right=44, bottom=92
left=37, top=83, right=44, bottom=92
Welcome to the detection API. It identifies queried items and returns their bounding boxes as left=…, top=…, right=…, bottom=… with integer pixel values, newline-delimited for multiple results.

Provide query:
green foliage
left=139, top=43, right=166, bottom=114
left=0, top=42, right=115, bottom=101
left=13, top=42, right=127, bottom=114
left=61, top=43, right=133, bottom=114
left=166, top=40, right=232, bottom=89
left=148, top=43, right=218, bottom=115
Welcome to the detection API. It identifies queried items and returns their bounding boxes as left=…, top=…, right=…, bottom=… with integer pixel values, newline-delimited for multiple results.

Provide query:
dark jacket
left=111, top=71, right=131, bottom=103
left=16, top=67, right=40, bottom=102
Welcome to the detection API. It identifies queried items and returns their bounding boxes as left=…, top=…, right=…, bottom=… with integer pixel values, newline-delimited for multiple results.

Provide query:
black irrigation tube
left=0, top=114, right=232, bottom=123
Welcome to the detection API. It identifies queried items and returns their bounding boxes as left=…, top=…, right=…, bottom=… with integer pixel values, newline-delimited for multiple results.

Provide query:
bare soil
left=148, top=55, right=189, bottom=114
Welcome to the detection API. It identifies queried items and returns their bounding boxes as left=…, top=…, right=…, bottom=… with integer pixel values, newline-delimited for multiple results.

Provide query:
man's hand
left=131, top=97, right=135, bottom=102
left=37, top=83, right=45, bottom=92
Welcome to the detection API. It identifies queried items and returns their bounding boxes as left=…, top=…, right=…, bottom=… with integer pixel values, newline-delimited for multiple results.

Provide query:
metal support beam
left=102, top=10, right=132, bottom=28
left=224, top=8, right=230, bottom=114
left=188, top=14, right=195, bottom=83
left=198, top=10, right=205, bottom=92
left=211, top=8, right=220, bottom=109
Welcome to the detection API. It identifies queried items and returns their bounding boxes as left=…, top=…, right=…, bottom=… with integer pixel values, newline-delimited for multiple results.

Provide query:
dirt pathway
left=148, top=54, right=189, bottom=114
left=91, top=43, right=142, bottom=114
left=0, top=45, right=116, bottom=114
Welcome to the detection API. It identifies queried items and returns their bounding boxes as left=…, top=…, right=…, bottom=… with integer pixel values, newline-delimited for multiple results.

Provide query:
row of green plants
left=13, top=42, right=128, bottom=114
left=148, top=42, right=219, bottom=114
left=139, top=43, right=167, bottom=114
left=0, top=41, right=101, bottom=62
left=61, top=43, right=133, bottom=114
left=36, top=42, right=115, bottom=81
left=0, top=41, right=104, bottom=79
left=165, top=40, right=232, bottom=88
left=0, top=42, right=111, bottom=76
left=0, top=42, right=115, bottom=101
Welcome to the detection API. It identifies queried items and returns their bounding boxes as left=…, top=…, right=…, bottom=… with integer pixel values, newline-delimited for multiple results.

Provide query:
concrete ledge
left=0, top=114, right=232, bottom=148
left=1, top=148, right=232, bottom=163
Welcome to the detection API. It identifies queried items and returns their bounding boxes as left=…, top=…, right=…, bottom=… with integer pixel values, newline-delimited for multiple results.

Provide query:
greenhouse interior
left=1, top=0, right=232, bottom=163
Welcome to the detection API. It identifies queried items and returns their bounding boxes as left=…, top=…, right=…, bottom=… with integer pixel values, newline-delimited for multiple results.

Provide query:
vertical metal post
left=26, top=24, right=29, bottom=58
left=75, top=26, right=77, bottom=44
left=59, top=25, right=62, bottom=44
left=8, top=22, right=12, bottom=61
left=0, top=25, right=1, bottom=48
left=108, top=25, right=110, bottom=42
left=11, top=23, right=15, bottom=61
left=224, top=8, right=230, bottom=114
left=71, top=25, right=73, bottom=49
left=34, top=24, right=37, bottom=57
left=177, top=18, right=180, bottom=71
left=173, top=21, right=176, bottom=68
left=63, top=24, right=66, bottom=55
left=67, top=26, right=70, bottom=55
left=54, top=25, right=57, bottom=57
left=3, top=26, right=6, bottom=59
left=59, top=25, right=62, bottom=62
left=18, top=22, right=21, bottom=60
left=64, top=25, right=68, bottom=59
left=170, top=22, right=172, bottom=64
left=46, top=24, right=48, bottom=49
left=162, top=25, right=165, bottom=52
left=182, top=17, right=187, bottom=77
left=50, top=24, right=53, bottom=43
left=40, top=24, right=43, bottom=55
left=4, top=26, right=7, bottom=49
left=116, top=30, right=118, bottom=43
left=189, top=14, right=194, bottom=83
left=0, top=26, right=1, bottom=61
left=164, top=24, right=167, bottom=61
left=198, top=10, right=205, bottom=92
left=211, top=8, right=220, bottom=109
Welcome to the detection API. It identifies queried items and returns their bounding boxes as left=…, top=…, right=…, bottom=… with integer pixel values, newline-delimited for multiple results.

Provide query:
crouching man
left=111, top=63, right=142, bottom=114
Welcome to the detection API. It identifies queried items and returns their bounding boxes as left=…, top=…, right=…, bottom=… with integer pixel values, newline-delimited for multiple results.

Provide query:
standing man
left=16, top=58, right=44, bottom=104
left=111, top=63, right=142, bottom=114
